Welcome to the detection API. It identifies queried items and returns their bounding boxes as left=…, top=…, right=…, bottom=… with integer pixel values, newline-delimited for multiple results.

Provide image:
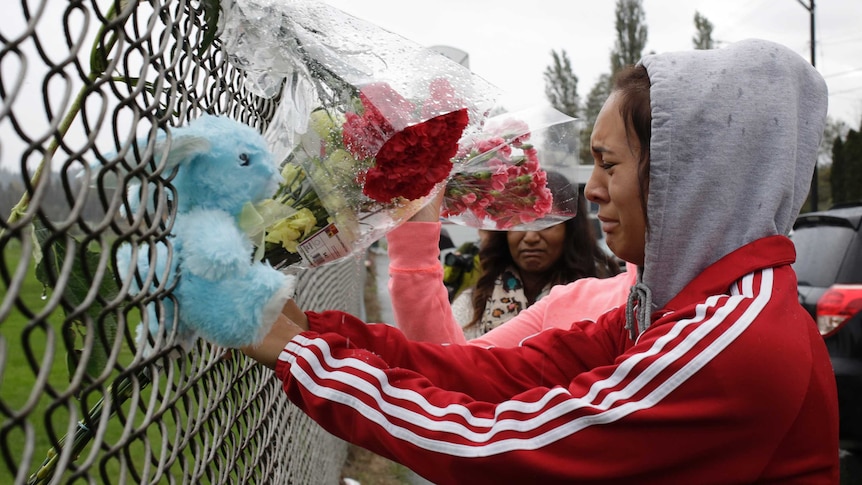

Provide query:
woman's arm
left=387, top=221, right=468, bottom=344
left=301, top=310, right=603, bottom=396
left=254, top=299, right=798, bottom=485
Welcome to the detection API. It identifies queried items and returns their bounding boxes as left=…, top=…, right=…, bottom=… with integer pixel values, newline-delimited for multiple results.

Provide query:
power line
left=829, top=86, right=862, bottom=96
left=817, top=33, right=862, bottom=46
left=822, top=67, right=862, bottom=79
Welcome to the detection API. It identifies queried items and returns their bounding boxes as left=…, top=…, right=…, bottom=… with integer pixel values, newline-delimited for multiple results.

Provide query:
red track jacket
left=275, top=236, right=838, bottom=484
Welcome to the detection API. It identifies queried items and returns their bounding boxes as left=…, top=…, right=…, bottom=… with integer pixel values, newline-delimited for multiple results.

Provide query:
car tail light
left=816, top=284, right=862, bottom=337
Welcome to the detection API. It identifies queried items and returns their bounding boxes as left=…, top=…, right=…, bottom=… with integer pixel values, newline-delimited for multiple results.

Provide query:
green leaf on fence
left=199, top=0, right=221, bottom=56
left=90, top=43, right=110, bottom=75
left=32, top=222, right=120, bottom=383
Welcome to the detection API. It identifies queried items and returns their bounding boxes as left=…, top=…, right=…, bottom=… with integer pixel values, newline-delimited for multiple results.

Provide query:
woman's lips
left=519, top=249, right=545, bottom=258
left=598, top=216, right=618, bottom=234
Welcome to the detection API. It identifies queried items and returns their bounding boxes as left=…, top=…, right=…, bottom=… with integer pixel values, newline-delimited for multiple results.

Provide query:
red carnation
left=363, top=109, right=469, bottom=203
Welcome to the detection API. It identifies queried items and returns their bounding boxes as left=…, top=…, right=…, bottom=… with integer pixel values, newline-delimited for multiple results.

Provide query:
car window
left=791, top=225, right=854, bottom=287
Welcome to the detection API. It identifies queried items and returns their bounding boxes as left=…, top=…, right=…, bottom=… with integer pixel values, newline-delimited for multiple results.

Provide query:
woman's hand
left=242, top=312, right=304, bottom=369
left=282, top=299, right=308, bottom=330
left=409, top=188, right=444, bottom=222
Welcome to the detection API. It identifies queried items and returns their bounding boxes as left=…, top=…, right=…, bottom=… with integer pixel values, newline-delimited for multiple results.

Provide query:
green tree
left=830, top=136, right=845, bottom=204
left=819, top=116, right=850, bottom=165
left=579, top=73, right=612, bottom=163
left=817, top=163, right=832, bottom=209
left=610, top=0, right=649, bottom=75
left=543, top=49, right=580, bottom=118
left=829, top=122, right=862, bottom=205
left=801, top=117, right=851, bottom=210
left=579, top=0, right=648, bottom=164
left=692, top=11, right=715, bottom=50
left=543, top=49, right=581, bottom=167
left=843, top=128, right=862, bottom=203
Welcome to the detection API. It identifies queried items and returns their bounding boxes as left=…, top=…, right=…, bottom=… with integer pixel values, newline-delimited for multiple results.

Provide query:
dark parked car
left=791, top=203, right=862, bottom=481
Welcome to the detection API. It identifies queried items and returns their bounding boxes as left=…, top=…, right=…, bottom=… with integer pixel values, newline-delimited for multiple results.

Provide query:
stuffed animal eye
left=239, top=153, right=250, bottom=166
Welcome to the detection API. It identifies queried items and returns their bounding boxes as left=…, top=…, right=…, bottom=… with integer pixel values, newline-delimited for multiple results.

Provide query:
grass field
left=2, top=239, right=72, bottom=482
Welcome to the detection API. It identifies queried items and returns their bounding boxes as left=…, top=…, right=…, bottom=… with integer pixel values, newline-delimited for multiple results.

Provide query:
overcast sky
left=2, top=0, right=860, bottom=172
left=323, top=0, right=862, bottom=126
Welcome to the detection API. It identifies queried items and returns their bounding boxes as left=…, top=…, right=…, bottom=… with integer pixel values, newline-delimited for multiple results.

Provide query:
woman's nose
left=584, top=167, right=606, bottom=204
left=522, top=231, right=542, bottom=243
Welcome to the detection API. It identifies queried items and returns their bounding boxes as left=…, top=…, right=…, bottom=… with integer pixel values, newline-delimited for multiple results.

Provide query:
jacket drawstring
left=625, top=267, right=652, bottom=341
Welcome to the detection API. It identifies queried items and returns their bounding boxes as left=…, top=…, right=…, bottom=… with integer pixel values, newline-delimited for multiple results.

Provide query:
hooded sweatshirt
left=641, top=38, right=827, bottom=319
left=273, top=39, right=838, bottom=484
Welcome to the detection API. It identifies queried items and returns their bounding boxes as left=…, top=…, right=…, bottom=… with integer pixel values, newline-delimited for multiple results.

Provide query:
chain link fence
left=1, top=0, right=360, bottom=483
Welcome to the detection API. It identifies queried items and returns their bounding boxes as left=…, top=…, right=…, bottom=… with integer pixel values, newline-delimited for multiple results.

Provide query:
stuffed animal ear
left=123, top=131, right=211, bottom=214
left=152, top=129, right=211, bottom=174
left=80, top=122, right=212, bottom=191
left=84, top=120, right=215, bottom=215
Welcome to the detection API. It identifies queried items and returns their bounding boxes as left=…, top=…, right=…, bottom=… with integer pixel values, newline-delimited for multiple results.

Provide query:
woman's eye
left=239, top=153, right=250, bottom=166
left=601, top=162, right=614, bottom=171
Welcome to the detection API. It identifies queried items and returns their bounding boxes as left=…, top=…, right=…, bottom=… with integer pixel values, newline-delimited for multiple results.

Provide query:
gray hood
left=638, top=39, right=828, bottom=315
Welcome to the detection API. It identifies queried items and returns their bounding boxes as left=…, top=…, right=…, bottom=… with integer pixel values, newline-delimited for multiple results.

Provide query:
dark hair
left=612, top=64, right=652, bottom=223
left=467, top=172, right=620, bottom=329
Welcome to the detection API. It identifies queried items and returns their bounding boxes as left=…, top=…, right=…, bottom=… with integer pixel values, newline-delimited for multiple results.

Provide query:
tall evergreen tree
left=831, top=136, right=846, bottom=204
left=579, top=0, right=648, bottom=163
left=844, top=128, right=862, bottom=203
left=543, top=49, right=579, bottom=118
left=542, top=49, right=581, bottom=168
left=809, top=116, right=851, bottom=208
left=692, top=11, right=715, bottom=50
left=610, top=0, right=648, bottom=75
left=816, top=163, right=832, bottom=209
left=830, top=123, right=862, bottom=205
left=579, top=74, right=612, bottom=164
left=819, top=117, right=849, bottom=166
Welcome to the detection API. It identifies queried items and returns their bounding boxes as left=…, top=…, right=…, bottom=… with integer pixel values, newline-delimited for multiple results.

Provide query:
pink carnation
left=442, top=116, right=555, bottom=229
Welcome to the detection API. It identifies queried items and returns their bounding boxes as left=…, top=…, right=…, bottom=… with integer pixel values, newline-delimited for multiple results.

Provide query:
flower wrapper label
left=261, top=161, right=357, bottom=269
left=442, top=105, right=582, bottom=231
left=296, top=222, right=352, bottom=267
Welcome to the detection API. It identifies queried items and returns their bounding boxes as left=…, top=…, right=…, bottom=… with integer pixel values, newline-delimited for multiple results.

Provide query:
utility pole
left=796, top=0, right=818, bottom=211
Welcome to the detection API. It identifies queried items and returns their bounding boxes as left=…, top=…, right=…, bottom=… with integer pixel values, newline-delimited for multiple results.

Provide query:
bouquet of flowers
left=220, top=0, right=500, bottom=268
left=255, top=76, right=481, bottom=268
left=441, top=106, right=582, bottom=231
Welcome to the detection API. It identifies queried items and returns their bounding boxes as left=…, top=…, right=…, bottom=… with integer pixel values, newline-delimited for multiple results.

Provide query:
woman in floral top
left=459, top=172, right=619, bottom=337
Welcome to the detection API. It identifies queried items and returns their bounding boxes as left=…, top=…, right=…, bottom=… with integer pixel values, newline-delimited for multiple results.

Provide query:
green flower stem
left=1, top=2, right=119, bottom=237
left=27, top=369, right=152, bottom=485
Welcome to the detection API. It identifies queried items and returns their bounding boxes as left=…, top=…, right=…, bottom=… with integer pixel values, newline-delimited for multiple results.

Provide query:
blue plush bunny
left=114, top=114, right=295, bottom=351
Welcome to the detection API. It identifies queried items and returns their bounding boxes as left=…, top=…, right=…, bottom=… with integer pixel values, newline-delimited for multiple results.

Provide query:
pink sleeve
left=387, top=224, right=637, bottom=348
left=386, top=222, right=468, bottom=345
left=389, top=228, right=550, bottom=347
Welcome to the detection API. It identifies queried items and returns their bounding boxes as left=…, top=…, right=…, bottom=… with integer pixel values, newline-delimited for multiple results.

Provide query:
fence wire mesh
left=0, top=0, right=359, bottom=483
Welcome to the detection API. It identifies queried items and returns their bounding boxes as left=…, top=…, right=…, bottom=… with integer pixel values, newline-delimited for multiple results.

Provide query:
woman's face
left=506, top=223, right=566, bottom=275
left=585, top=91, right=647, bottom=266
